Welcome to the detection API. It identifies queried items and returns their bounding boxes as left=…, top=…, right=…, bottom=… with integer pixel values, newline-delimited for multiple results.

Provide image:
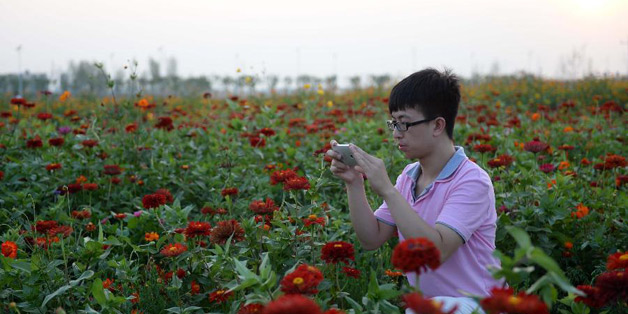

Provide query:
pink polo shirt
left=374, top=147, right=502, bottom=298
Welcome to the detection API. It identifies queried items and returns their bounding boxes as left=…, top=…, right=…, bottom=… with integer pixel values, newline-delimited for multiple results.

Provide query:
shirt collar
left=407, top=146, right=467, bottom=181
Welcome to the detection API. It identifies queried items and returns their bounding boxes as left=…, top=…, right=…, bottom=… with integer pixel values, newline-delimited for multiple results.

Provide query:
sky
left=1, top=0, right=628, bottom=82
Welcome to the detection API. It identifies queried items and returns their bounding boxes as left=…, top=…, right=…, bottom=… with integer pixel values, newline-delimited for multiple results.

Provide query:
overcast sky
left=1, top=0, right=627, bottom=81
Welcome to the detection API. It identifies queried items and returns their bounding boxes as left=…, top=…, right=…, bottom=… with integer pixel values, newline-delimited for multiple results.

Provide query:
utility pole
left=17, top=45, right=23, bottom=98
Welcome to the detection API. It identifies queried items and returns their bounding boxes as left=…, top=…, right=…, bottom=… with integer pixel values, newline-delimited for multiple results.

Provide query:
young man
left=327, top=68, right=501, bottom=314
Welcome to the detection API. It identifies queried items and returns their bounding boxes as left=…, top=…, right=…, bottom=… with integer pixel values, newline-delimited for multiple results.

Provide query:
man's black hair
left=388, top=68, right=461, bottom=140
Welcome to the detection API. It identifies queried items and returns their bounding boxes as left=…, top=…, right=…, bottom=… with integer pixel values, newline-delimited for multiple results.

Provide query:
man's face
left=390, top=108, right=435, bottom=160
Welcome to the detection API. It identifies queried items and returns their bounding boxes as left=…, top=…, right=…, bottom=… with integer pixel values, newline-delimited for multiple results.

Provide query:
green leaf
left=42, top=284, right=72, bottom=307
left=92, top=278, right=107, bottom=307
left=70, top=270, right=94, bottom=285
left=10, top=260, right=32, bottom=274
left=528, top=247, right=566, bottom=279
left=234, top=259, right=258, bottom=281
left=343, top=295, right=363, bottom=313
left=506, top=226, right=531, bottom=249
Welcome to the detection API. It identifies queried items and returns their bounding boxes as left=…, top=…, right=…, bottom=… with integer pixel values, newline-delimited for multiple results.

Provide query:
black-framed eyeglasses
left=386, top=117, right=436, bottom=132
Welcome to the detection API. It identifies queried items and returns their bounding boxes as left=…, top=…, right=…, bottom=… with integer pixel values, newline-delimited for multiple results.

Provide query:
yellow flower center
left=308, top=214, right=317, bottom=219
left=334, top=244, right=343, bottom=248
left=508, top=296, right=521, bottom=305
left=620, top=254, right=628, bottom=261
left=430, top=300, right=442, bottom=309
left=293, top=277, right=304, bottom=285
left=169, top=246, right=178, bottom=252
left=217, top=290, right=224, bottom=295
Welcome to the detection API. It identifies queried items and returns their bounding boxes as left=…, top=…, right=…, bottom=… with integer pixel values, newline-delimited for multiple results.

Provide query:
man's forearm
left=345, top=180, right=382, bottom=249
left=381, top=188, right=442, bottom=247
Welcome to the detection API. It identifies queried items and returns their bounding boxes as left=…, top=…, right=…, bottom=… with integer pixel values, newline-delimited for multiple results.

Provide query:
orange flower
left=571, top=203, right=589, bottom=219
left=558, top=161, right=570, bottom=170
left=2, top=241, right=18, bottom=259
left=564, top=242, right=573, bottom=250
left=547, top=179, right=556, bottom=190
left=563, top=126, right=574, bottom=133
left=59, top=91, right=71, bottom=102
left=531, top=112, right=540, bottom=121
left=385, top=269, right=403, bottom=277
left=145, top=232, right=159, bottom=242
left=160, top=243, right=187, bottom=257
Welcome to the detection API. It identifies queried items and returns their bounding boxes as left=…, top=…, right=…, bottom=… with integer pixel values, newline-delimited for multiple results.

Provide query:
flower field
left=1, top=76, right=627, bottom=313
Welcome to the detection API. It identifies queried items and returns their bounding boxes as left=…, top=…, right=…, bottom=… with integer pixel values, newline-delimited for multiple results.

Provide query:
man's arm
left=346, top=180, right=396, bottom=250
left=381, top=188, right=463, bottom=263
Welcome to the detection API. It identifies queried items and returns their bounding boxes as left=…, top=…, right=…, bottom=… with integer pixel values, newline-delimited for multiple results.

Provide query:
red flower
left=323, top=309, right=346, bottom=314
left=575, top=285, right=607, bottom=308
left=523, top=138, right=549, bottom=153
left=303, top=214, right=325, bottom=227
left=48, top=225, right=73, bottom=238
left=403, top=292, right=457, bottom=314
left=221, top=187, right=239, bottom=197
left=71, top=209, right=92, bottom=219
left=472, top=144, right=496, bottom=153
left=1, top=241, right=18, bottom=259
left=0, top=171, right=3, bottom=180
left=184, top=221, right=212, bottom=238
left=34, top=220, right=59, bottom=234
left=209, top=289, right=232, bottom=303
left=480, top=287, right=549, bottom=314
left=606, top=251, right=628, bottom=270
left=210, top=219, right=245, bottom=245
left=391, top=238, right=440, bottom=275
left=270, top=169, right=298, bottom=185
left=538, top=163, right=555, bottom=173
left=103, top=278, right=115, bottom=292
left=617, top=174, right=628, bottom=188
left=190, top=280, right=201, bottom=295
left=48, top=137, right=65, bottom=146
left=250, top=136, right=266, bottom=147
left=83, top=183, right=98, bottom=190
left=125, top=123, right=138, bottom=133
left=238, top=303, right=265, bottom=314
left=155, top=188, right=174, bottom=203
left=46, top=163, right=62, bottom=171
left=37, top=113, right=53, bottom=121
left=103, top=165, right=122, bottom=175
left=26, top=137, right=43, bottom=148
left=594, top=154, right=627, bottom=170
left=155, top=116, right=174, bottom=131
left=114, top=213, right=127, bottom=220
left=487, top=154, right=514, bottom=168
left=10, top=98, right=26, bottom=105
left=249, top=198, right=279, bottom=214
left=262, top=294, right=322, bottom=314
left=81, top=139, right=98, bottom=148
left=67, top=183, right=83, bottom=194
left=342, top=266, right=361, bottom=279
left=201, top=206, right=228, bottom=216
left=321, top=241, right=355, bottom=265
left=160, top=243, right=188, bottom=257
left=594, top=269, right=628, bottom=303
left=283, top=176, right=310, bottom=191
left=142, top=193, right=167, bottom=209
left=259, top=128, right=276, bottom=136
left=280, top=264, right=324, bottom=295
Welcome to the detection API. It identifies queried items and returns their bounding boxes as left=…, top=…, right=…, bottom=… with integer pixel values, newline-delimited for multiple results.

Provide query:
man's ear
left=433, top=117, right=447, bottom=137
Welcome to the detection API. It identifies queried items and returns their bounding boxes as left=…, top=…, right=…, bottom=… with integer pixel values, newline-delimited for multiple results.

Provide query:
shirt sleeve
left=373, top=163, right=415, bottom=226
left=435, top=168, right=492, bottom=243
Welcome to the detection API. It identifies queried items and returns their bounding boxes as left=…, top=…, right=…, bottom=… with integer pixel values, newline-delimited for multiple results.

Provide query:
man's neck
left=418, top=141, right=456, bottom=181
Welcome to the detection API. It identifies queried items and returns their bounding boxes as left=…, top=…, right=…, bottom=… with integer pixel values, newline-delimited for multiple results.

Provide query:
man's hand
left=327, top=140, right=363, bottom=185
left=348, top=144, right=395, bottom=197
